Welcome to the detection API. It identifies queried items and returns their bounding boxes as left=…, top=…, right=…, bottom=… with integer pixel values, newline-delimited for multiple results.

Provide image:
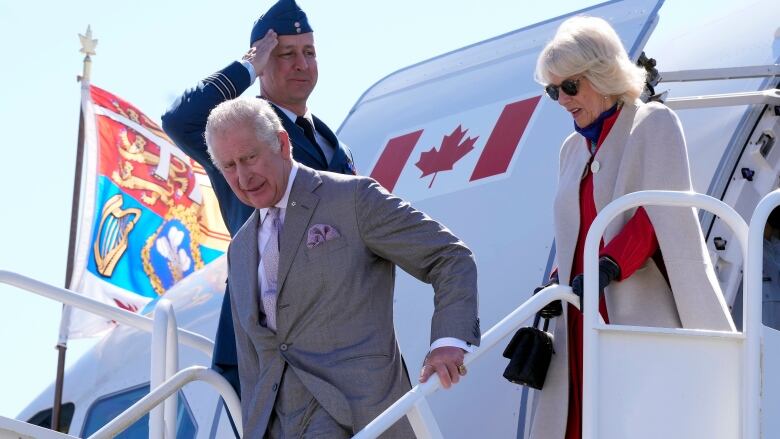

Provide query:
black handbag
left=502, top=313, right=554, bottom=390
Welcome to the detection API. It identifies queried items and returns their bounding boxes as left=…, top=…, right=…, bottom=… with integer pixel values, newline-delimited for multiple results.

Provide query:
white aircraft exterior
left=4, top=0, right=780, bottom=437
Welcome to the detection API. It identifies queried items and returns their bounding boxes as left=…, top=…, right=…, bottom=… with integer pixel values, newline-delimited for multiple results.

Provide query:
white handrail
left=581, top=190, right=751, bottom=439
left=659, top=64, right=780, bottom=83
left=746, top=189, right=780, bottom=439
left=87, top=366, right=243, bottom=439
left=353, top=285, right=580, bottom=439
left=150, top=300, right=179, bottom=439
left=0, top=270, right=214, bottom=356
left=664, top=88, right=780, bottom=110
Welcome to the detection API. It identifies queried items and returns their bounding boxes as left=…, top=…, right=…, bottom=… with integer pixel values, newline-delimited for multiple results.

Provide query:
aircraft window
left=81, top=384, right=197, bottom=438
left=26, top=402, right=75, bottom=433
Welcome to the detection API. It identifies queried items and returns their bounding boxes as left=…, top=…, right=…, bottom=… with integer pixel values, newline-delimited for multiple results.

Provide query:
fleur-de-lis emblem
left=154, top=226, right=192, bottom=282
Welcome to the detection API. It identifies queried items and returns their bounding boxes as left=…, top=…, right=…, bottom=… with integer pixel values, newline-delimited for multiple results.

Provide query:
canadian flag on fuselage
left=369, top=95, right=541, bottom=202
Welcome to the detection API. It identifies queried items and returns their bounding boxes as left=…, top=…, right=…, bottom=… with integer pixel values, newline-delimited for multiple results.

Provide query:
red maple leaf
left=415, top=125, right=478, bottom=188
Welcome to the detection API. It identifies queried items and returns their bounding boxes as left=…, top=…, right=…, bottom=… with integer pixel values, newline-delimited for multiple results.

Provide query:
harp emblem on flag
left=94, top=194, right=142, bottom=277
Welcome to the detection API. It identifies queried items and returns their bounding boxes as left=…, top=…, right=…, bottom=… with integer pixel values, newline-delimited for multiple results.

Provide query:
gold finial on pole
left=78, top=25, right=98, bottom=82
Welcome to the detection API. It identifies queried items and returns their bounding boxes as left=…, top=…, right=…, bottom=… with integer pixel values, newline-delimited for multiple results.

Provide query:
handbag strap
left=533, top=312, right=552, bottom=332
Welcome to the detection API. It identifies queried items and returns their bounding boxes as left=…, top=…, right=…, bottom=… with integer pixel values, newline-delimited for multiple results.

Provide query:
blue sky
left=0, top=0, right=611, bottom=419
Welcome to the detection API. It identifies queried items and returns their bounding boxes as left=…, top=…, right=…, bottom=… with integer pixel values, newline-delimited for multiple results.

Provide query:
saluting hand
left=419, top=346, right=467, bottom=389
left=243, top=29, right=278, bottom=77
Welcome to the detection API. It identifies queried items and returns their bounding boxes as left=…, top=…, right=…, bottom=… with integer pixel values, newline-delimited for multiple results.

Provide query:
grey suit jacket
left=228, top=165, right=480, bottom=437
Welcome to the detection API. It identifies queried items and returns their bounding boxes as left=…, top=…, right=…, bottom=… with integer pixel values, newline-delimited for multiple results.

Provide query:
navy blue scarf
left=574, top=103, right=619, bottom=145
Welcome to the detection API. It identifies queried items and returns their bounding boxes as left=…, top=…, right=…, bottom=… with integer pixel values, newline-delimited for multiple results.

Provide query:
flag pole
left=51, top=25, right=97, bottom=433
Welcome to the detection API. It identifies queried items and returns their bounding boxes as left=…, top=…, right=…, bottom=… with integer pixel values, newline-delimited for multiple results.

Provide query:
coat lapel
left=556, top=101, right=641, bottom=283
left=593, top=101, right=639, bottom=241
left=277, top=166, right=321, bottom=294
left=231, top=209, right=262, bottom=328
left=554, top=136, right=589, bottom=284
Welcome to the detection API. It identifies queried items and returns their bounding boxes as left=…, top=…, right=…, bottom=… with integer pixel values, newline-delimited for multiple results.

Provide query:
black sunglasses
left=544, top=78, right=580, bottom=101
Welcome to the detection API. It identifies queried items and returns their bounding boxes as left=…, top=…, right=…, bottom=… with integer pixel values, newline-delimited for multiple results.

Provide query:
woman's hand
left=570, top=256, right=621, bottom=312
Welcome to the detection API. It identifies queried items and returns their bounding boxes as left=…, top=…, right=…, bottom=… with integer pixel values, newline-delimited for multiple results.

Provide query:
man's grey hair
left=204, top=98, right=288, bottom=161
left=535, top=16, right=646, bottom=103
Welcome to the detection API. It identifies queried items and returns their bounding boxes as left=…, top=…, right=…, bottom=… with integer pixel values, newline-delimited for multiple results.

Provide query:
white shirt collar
left=274, top=104, right=314, bottom=126
left=259, top=161, right=299, bottom=220
left=274, top=104, right=313, bottom=125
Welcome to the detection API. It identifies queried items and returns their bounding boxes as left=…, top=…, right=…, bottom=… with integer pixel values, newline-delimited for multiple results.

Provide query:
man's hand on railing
left=535, top=276, right=562, bottom=318
left=418, top=346, right=466, bottom=389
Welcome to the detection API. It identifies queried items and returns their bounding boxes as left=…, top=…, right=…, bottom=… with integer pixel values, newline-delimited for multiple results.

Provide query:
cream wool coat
left=529, top=101, right=736, bottom=439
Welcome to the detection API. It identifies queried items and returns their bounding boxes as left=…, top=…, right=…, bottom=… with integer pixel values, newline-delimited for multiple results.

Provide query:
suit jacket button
left=280, top=343, right=288, bottom=352
left=272, top=383, right=278, bottom=391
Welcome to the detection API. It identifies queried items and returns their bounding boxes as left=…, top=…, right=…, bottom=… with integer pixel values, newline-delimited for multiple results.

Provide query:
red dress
left=564, top=109, right=660, bottom=439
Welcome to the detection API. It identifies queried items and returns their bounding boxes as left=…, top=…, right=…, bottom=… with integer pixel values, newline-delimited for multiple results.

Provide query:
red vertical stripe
left=469, top=96, right=541, bottom=181
left=369, top=130, right=423, bottom=192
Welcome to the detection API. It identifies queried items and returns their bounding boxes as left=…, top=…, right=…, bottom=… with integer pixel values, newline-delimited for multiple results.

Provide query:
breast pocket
left=305, top=236, right=348, bottom=261
left=304, top=237, right=353, bottom=295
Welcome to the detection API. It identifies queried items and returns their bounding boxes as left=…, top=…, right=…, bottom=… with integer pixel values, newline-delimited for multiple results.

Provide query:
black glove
left=534, top=275, right=561, bottom=318
left=570, top=256, right=621, bottom=312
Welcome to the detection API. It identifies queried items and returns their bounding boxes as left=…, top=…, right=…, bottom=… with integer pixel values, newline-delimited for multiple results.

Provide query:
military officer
left=162, top=0, right=356, bottom=399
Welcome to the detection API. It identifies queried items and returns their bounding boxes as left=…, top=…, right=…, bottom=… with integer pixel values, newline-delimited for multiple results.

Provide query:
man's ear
left=278, top=130, right=292, bottom=160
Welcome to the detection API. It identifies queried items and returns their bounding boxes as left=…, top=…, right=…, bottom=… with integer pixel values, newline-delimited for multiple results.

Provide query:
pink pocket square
left=307, top=224, right=341, bottom=248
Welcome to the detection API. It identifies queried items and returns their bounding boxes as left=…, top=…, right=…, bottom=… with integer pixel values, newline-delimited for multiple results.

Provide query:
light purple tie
left=261, top=207, right=281, bottom=331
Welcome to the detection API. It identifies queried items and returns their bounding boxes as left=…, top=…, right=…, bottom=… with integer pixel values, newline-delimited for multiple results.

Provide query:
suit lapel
left=277, top=166, right=321, bottom=294
left=231, top=209, right=262, bottom=327
left=268, top=102, right=329, bottom=170
left=313, top=115, right=348, bottom=172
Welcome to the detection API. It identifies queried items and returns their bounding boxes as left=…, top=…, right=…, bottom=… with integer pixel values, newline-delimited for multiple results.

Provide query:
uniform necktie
left=295, top=115, right=328, bottom=166
left=261, top=207, right=281, bottom=331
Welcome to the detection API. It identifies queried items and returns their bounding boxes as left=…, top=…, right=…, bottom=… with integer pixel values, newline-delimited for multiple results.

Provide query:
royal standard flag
left=64, top=83, right=230, bottom=338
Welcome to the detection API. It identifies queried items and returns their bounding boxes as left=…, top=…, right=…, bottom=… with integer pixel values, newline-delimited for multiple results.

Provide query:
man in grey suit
left=205, top=97, right=480, bottom=438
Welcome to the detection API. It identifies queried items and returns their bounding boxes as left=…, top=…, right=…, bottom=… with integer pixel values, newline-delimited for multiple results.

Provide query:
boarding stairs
left=355, top=189, right=780, bottom=439
left=0, top=273, right=241, bottom=439
left=2, top=189, right=780, bottom=438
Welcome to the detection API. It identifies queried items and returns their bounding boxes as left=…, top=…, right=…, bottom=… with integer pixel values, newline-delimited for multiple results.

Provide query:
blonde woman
left=531, top=16, right=735, bottom=439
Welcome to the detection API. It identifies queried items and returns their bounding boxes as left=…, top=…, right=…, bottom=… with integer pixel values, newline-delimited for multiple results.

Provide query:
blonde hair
left=535, top=16, right=646, bottom=103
